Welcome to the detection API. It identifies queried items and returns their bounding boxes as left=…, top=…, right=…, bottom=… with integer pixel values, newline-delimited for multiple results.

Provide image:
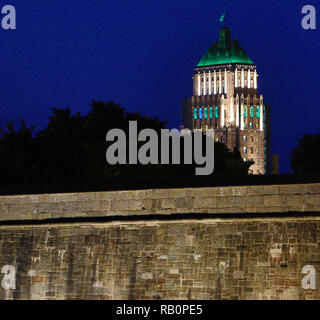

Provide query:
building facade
left=182, top=26, right=270, bottom=174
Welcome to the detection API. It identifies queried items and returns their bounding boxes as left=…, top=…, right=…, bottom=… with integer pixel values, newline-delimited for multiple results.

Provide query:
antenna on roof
left=219, top=11, right=226, bottom=26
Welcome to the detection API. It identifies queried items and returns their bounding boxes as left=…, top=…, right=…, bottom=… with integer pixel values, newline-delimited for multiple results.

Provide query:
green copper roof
left=197, top=27, right=254, bottom=67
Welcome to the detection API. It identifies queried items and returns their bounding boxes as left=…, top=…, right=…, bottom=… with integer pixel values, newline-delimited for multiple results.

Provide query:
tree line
left=0, top=100, right=253, bottom=188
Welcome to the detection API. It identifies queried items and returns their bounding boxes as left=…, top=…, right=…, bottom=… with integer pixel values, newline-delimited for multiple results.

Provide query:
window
left=204, top=107, right=208, bottom=119
left=249, top=122, right=253, bottom=129
left=244, top=106, right=247, bottom=118
left=199, top=108, right=203, bottom=119
left=256, top=106, right=260, bottom=118
left=256, top=147, right=260, bottom=154
left=256, top=123, right=259, bottom=129
left=250, top=147, right=254, bottom=154
left=250, top=106, right=254, bottom=118
left=194, top=108, right=197, bottom=120
left=209, top=107, right=213, bottom=119
left=243, top=147, right=247, bottom=153
left=250, top=136, right=253, bottom=142
left=215, top=106, right=219, bottom=118
left=243, top=135, right=247, bottom=142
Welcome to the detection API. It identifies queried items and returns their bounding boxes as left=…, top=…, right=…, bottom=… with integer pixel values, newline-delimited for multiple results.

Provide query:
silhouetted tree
left=291, top=133, right=320, bottom=174
left=0, top=100, right=253, bottom=188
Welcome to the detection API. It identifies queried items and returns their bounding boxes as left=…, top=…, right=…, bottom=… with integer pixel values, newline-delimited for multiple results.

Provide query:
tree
left=0, top=120, right=36, bottom=184
left=291, top=133, right=320, bottom=174
left=0, top=100, right=253, bottom=188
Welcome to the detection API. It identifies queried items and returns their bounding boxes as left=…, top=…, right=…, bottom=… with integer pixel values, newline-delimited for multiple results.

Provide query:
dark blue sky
left=0, top=0, right=319, bottom=173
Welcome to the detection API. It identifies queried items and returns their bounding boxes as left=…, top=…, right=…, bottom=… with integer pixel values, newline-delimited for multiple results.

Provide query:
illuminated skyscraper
left=182, top=26, right=270, bottom=174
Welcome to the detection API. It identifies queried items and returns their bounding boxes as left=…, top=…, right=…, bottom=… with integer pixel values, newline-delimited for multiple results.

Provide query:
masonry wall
left=0, top=183, right=320, bottom=221
left=0, top=184, right=319, bottom=300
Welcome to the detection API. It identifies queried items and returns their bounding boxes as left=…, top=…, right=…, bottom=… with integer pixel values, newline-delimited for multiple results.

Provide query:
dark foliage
left=291, top=133, right=320, bottom=174
left=0, top=101, right=252, bottom=187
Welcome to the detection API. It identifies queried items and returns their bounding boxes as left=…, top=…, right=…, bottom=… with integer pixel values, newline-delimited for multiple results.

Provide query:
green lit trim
left=256, top=106, right=260, bottom=118
left=209, top=107, right=213, bottom=119
left=215, top=106, right=219, bottom=118
left=194, top=108, right=197, bottom=120
left=197, top=39, right=254, bottom=67
left=244, top=106, right=247, bottom=118
left=250, top=106, right=254, bottom=118
left=204, top=107, right=208, bottom=119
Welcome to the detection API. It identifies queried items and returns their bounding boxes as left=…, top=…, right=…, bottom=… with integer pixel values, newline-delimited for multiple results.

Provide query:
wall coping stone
left=0, top=183, right=319, bottom=222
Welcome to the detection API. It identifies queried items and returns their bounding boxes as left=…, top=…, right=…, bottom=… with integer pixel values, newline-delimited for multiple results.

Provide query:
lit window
left=250, top=106, right=254, bottom=118
left=249, top=122, right=253, bottom=129
left=243, top=147, right=247, bottom=153
left=215, top=106, right=219, bottom=118
left=209, top=107, right=213, bottom=119
left=256, top=106, right=260, bottom=118
left=250, top=136, right=253, bottom=142
left=243, top=135, right=247, bottom=142
left=199, top=108, right=203, bottom=119
left=250, top=147, right=254, bottom=153
left=256, top=123, right=259, bottom=129
left=194, top=108, right=197, bottom=120
left=256, top=147, right=260, bottom=154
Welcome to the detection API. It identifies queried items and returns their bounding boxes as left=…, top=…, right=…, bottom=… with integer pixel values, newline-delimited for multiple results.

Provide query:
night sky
left=0, top=0, right=319, bottom=173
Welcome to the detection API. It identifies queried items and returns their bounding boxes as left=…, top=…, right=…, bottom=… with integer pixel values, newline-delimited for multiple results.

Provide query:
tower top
left=197, top=26, right=255, bottom=67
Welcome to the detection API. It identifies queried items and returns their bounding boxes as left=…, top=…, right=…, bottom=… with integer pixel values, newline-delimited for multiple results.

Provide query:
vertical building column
left=214, top=71, right=217, bottom=94
left=224, top=69, right=227, bottom=94
left=260, top=104, right=263, bottom=131
left=254, top=70, right=257, bottom=89
left=197, top=73, right=201, bottom=96
left=248, top=70, right=251, bottom=89
left=230, top=97, right=234, bottom=122
left=235, top=68, right=238, bottom=88
left=219, top=71, right=222, bottom=94
left=221, top=104, right=224, bottom=127
left=240, top=104, right=244, bottom=130
left=236, top=102, right=239, bottom=126
left=208, top=71, right=212, bottom=95
left=203, top=72, right=206, bottom=95
left=241, top=69, right=244, bottom=88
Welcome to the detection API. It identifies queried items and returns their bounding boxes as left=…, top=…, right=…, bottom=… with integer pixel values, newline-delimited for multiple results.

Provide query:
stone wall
left=0, top=183, right=319, bottom=221
left=0, top=184, right=319, bottom=300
